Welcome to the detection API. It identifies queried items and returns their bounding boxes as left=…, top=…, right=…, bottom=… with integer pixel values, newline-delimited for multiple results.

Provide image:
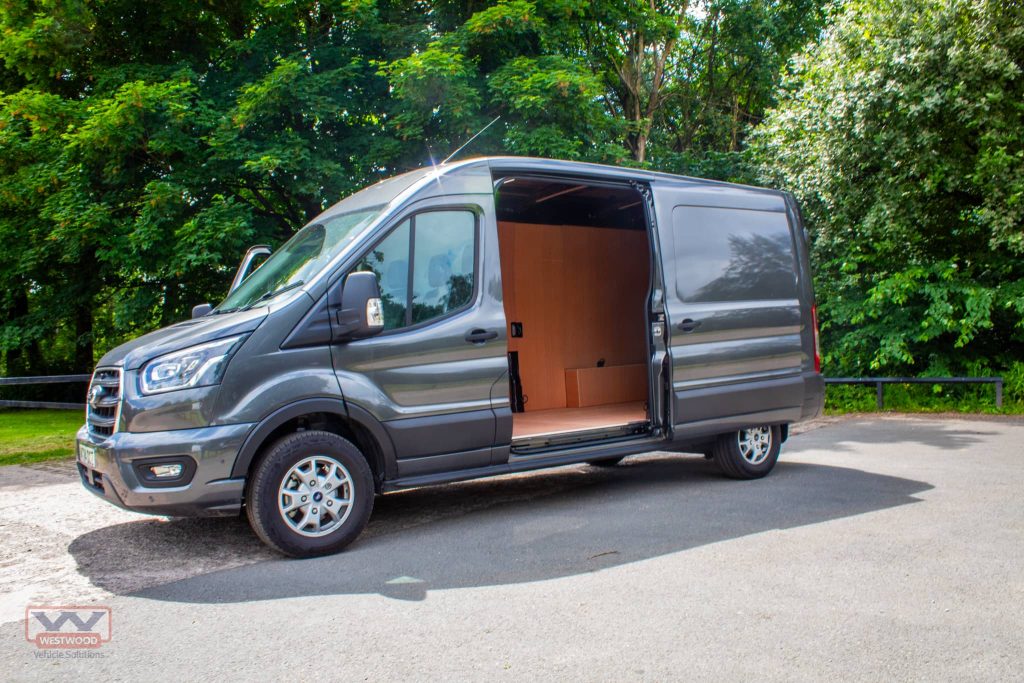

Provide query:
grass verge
left=0, top=409, right=83, bottom=466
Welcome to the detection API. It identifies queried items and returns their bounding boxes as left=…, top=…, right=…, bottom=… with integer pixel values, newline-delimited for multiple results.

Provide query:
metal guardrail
left=825, top=377, right=1004, bottom=409
left=0, top=374, right=90, bottom=410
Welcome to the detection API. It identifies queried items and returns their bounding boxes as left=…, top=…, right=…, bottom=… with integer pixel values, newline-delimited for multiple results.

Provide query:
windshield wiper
left=241, top=281, right=305, bottom=311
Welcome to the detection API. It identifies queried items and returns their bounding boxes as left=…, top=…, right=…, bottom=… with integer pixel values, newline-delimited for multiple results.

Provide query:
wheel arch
left=231, top=398, right=398, bottom=491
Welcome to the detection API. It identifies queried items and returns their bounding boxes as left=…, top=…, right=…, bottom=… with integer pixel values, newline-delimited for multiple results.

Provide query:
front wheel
left=711, top=425, right=782, bottom=480
left=246, top=430, right=374, bottom=558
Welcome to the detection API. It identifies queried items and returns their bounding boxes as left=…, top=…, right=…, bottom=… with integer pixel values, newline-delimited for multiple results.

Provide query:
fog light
left=133, top=457, right=196, bottom=488
left=148, top=463, right=184, bottom=479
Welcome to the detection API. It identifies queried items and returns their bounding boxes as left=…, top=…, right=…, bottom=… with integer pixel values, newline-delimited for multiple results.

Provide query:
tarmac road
left=2, top=415, right=1023, bottom=681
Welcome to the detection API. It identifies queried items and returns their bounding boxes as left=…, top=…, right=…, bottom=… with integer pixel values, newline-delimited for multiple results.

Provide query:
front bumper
left=76, top=422, right=254, bottom=517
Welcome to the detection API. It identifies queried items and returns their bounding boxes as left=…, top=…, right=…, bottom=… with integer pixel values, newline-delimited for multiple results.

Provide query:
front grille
left=87, top=367, right=122, bottom=438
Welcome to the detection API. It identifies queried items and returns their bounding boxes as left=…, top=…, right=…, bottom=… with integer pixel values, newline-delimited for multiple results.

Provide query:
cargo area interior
left=494, top=175, right=652, bottom=443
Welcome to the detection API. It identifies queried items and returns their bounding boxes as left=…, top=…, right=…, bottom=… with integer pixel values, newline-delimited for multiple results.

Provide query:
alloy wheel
left=737, top=426, right=772, bottom=465
left=277, top=455, right=354, bottom=537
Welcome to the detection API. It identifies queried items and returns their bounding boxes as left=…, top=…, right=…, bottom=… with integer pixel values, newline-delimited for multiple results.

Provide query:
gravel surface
left=2, top=415, right=1022, bottom=681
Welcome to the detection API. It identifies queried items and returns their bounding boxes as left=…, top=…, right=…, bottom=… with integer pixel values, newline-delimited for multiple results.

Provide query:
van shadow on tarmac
left=69, top=448, right=933, bottom=603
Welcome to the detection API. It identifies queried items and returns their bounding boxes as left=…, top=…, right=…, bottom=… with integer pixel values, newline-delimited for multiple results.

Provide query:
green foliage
left=0, top=1, right=429, bottom=373
left=825, top=374, right=1024, bottom=415
left=753, top=0, right=1024, bottom=384
left=382, top=0, right=826, bottom=166
left=0, top=0, right=826, bottom=378
left=489, top=55, right=615, bottom=158
left=0, top=0, right=1014, bottom=417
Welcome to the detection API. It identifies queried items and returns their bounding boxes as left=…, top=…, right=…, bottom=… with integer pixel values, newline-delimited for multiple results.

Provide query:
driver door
left=331, top=195, right=508, bottom=478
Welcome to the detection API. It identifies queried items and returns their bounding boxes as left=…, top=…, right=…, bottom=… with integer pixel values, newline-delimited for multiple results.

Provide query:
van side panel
left=654, top=186, right=809, bottom=430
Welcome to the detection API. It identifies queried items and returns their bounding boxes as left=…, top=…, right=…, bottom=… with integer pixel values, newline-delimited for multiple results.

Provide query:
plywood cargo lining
left=565, top=363, right=647, bottom=408
left=498, top=220, right=650, bottom=413
left=511, top=402, right=648, bottom=440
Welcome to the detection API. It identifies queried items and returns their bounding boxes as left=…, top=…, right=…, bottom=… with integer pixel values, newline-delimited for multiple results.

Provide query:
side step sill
left=510, top=421, right=651, bottom=456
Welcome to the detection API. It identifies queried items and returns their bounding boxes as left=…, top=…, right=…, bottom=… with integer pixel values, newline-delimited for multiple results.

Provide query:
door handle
left=677, top=318, right=702, bottom=333
left=465, top=328, right=498, bottom=343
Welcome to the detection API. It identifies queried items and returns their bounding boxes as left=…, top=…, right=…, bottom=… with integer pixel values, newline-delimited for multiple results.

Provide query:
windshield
left=217, top=208, right=383, bottom=312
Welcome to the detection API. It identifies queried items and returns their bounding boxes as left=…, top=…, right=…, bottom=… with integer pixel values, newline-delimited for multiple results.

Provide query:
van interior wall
left=498, top=220, right=650, bottom=414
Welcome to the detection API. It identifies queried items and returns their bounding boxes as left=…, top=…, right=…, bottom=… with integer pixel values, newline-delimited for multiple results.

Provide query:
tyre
left=246, top=430, right=374, bottom=558
left=710, top=425, right=781, bottom=480
left=587, top=456, right=626, bottom=467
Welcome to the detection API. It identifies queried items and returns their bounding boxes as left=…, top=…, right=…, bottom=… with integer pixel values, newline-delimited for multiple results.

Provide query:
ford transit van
left=76, top=157, right=824, bottom=557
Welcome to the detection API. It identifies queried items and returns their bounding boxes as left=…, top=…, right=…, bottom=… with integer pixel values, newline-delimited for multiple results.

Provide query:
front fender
left=229, top=398, right=398, bottom=481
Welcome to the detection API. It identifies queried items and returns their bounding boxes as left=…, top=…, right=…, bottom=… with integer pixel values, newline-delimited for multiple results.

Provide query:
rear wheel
left=711, top=425, right=781, bottom=479
left=246, top=430, right=374, bottom=558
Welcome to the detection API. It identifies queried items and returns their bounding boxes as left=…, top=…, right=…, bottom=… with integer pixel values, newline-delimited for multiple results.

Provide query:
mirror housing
left=192, top=303, right=213, bottom=319
left=230, top=245, right=272, bottom=294
left=333, top=271, right=385, bottom=341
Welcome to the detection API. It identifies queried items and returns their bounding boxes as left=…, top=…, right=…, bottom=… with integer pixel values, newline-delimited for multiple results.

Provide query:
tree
left=582, top=0, right=690, bottom=163
left=0, top=1, right=426, bottom=373
left=383, top=0, right=827, bottom=166
left=0, top=0, right=829, bottom=376
left=0, top=1, right=256, bottom=372
left=649, top=0, right=827, bottom=178
left=752, top=0, right=1024, bottom=376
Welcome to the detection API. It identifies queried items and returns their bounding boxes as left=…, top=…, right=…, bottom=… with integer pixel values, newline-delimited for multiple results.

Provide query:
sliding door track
left=510, top=420, right=652, bottom=455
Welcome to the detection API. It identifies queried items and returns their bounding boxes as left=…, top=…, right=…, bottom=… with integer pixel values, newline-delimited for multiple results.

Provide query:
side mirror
left=192, top=303, right=213, bottom=319
left=229, top=245, right=272, bottom=294
left=333, top=271, right=385, bottom=340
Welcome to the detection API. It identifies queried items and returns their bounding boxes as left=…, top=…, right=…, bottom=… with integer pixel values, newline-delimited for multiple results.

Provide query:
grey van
left=76, top=157, right=824, bottom=557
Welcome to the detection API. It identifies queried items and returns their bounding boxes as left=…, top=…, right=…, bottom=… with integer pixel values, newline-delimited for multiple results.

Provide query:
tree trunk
left=3, top=285, right=43, bottom=375
left=74, top=300, right=94, bottom=373
left=635, top=134, right=648, bottom=163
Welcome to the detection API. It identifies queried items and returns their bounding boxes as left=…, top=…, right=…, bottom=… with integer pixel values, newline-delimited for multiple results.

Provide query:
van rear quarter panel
left=652, top=183, right=810, bottom=430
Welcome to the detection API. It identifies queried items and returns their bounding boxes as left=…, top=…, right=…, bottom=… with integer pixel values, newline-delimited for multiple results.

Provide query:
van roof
left=316, top=155, right=788, bottom=225
left=445, top=156, right=784, bottom=195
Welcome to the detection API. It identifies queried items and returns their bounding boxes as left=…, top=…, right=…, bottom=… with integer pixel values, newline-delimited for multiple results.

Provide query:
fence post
left=876, top=381, right=884, bottom=409
left=995, top=379, right=1003, bottom=409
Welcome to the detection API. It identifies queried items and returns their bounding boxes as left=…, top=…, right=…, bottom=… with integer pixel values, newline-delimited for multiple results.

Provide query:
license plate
left=78, top=443, right=97, bottom=469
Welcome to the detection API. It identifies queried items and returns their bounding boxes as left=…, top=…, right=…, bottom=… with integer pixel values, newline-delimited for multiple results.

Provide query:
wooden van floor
left=511, top=401, right=647, bottom=439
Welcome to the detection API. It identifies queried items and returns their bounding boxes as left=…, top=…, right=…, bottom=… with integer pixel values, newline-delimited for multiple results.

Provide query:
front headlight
left=139, top=335, right=248, bottom=395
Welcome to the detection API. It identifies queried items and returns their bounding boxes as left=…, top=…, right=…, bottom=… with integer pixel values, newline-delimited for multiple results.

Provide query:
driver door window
left=355, top=210, right=476, bottom=331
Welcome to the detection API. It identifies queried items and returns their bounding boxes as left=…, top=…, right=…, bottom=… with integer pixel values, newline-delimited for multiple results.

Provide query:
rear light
left=811, top=305, right=822, bottom=373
